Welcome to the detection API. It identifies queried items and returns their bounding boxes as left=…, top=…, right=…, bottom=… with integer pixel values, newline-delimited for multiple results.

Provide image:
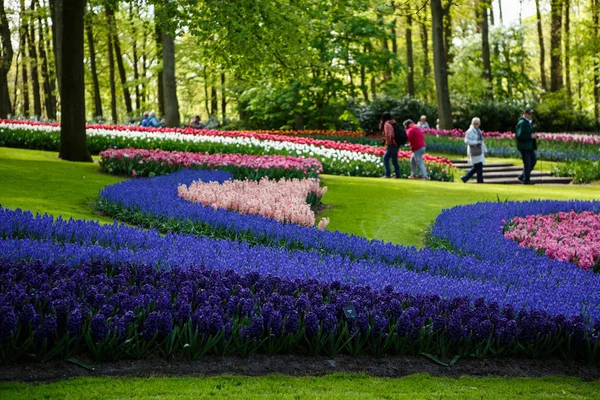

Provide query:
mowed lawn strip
left=0, top=147, right=123, bottom=224
left=1, top=374, right=599, bottom=400
left=319, top=174, right=600, bottom=247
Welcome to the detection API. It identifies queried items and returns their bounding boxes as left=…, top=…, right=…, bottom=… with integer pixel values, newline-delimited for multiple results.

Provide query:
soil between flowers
left=1, top=355, right=599, bottom=382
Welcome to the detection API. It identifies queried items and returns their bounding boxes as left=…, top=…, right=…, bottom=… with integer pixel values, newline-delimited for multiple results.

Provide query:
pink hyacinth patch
left=178, top=177, right=329, bottom=229
left=504, top=211, right=600, bottom=271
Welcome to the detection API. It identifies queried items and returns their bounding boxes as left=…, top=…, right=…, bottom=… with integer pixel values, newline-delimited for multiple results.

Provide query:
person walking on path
left=404, top=119, right=429, bottom=180
left=379, top=112, right=401, bottom=178
left=461, top=117, right=487, bottom=183
left=515, top=109, right=537, bottom=184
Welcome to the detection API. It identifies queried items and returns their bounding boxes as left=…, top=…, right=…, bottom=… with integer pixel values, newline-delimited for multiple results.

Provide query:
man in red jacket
left=403, top=119, right=429, bottom=180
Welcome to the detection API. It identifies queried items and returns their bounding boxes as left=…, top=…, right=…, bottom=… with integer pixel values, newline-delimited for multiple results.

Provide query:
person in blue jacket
left=146, top=111, right=162, bottom=128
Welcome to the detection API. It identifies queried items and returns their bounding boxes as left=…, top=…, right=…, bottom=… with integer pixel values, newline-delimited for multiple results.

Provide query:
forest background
left=0, top=0, right=598, bottom=134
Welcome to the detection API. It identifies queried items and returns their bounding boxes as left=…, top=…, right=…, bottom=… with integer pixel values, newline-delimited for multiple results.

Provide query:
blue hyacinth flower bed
left=1, top=169, right=600, bottom=362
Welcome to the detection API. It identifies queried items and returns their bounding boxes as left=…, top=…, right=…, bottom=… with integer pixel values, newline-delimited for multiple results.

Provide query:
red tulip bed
left=0, top=120, right=455, bottom=181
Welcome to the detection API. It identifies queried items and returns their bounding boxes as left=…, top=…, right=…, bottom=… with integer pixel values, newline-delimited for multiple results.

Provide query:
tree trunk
left=593, top=0, right=599, bottom=125
left=203, top=67, right=209, bottom=116
left=431, top=0, right=452, bottom=129
left=107, top=20, right=117, bottom=124
left=563, top=0, right=571, bottom=96
left=210, top=85, right=218, bottom=116
left=38, top=0, right=56, bottom=120
left=106, top=6, right=133, bottom=115
left=85, top=9, right=102, bottom=118
left=28, top=0, right=42, bottom=117
left=42, top=8, right=57, bottom=117
left=370, top=76, right=377, bottom=99
left=379, top=13, right=392, bottom=81
left=490, top=0, right=495, bottom=25
left=48, top=0, right=62, bottom=94
left=406, top=12, right=415, bottom=97
left=59, top=0, right=91, bottom=162
left=420, top=17, right=431, bottom=101
left=155, top=24, right=164, bottom=116
left=550, top=0, right=563, bottom=91
left=19, top=0, right=30, bottom=116
left=480, top=0, right=493, bottom=95
left=141, top=36, right=147, bottom=105
left=12, top=50, right=19, bottom=110
left=534, top=0, right=547, bottom=91
left=130, top=2, right=140, bottom=111
left=360, top=44, right=368, bottom=101
left=0, top=0, right=13, bottom=118
left=442, top=1, right=453, bottom=65
left=498, top=0, right=504, bottom=23
left=221, top=72, right=226, bottom=121
left=162, top=30, right=180, bottom=127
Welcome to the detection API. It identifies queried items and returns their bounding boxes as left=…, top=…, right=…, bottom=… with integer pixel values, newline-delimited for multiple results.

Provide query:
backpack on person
left=392, top=122, right=408, bottom=146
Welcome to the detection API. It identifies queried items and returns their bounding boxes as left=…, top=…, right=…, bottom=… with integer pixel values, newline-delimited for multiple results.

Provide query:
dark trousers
left=463, top=162, right=484, bottom=183
left=518, top=149, right=537, bottom=183
left=383, top=146, right=400, bottom=178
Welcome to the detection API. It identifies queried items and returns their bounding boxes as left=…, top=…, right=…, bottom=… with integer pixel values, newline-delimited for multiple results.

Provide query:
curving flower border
left=94, top=170, right=600, bottom=324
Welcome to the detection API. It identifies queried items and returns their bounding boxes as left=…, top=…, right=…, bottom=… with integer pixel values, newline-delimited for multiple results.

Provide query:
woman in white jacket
left=461, top=117, right=487, bottom=183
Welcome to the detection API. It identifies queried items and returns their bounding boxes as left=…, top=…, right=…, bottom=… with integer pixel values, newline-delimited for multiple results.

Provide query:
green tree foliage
left=3, top=0, right=600, bottom=131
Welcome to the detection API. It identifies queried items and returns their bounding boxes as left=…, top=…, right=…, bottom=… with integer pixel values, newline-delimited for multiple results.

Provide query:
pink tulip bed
left=178, top=177, right=329, bottom=229
left=504, top=211, right=600, bottom=271
left=99, top=148, right=322, bottom=180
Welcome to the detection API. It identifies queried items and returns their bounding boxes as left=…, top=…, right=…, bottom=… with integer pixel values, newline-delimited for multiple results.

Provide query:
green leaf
left=67, top=358, right=96, bottom=371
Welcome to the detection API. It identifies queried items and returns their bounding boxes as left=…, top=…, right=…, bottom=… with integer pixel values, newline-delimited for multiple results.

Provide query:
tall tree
left=535, top=0, right=548, bottom=91
left=442, top=1, right=453, bottom=65
left=563, top=0, right=571, bottom=96
left=419, top=15, right=431, bottom=101
left=498, top=0, right=504, bottom=23
left=48, top=0, right=62, bottom=93
left=593, top=0, right=599, bottom=124
left=59, top=0, right=92, bottom=162
left=107, top=17, right=118, bottom=123
left=0, top=0, right=13, bottom=118
left=406, top=11, right=415, bottom=97
left=550, top=0, right=563, bottom=91
left=479, top=0, right=493, bottom=95
left=28, top=0, right=43, bottom=117
left=19, top=0, right=30, bottom=116
left=155, top=24, right=164, bottom=115
left=158, top=4, right=180, bottom=127
left=42, top=6, right=57, bottom=115
left=37, top=0, right=57, bottom=120
left=431, top=0, right=452, bottom=129
left=221, top=72, right=226, bottom=121
left=391, top=1, right=398, bottom=54
left=130, top=2, right=141, bottom=111
left=106, top=5, right=133, bottom=114
left=85, top=9, right=103, bottom=118
left=210, top=85, right=218, bottom=116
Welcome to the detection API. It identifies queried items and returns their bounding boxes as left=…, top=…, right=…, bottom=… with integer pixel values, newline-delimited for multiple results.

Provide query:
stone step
left=456, top=165, right=524, bottom=172
left=462, top=170, right=552, bottom=179
left=466, top=176, right=573, bottom=185
left=451, top=160, right=515, bottom=168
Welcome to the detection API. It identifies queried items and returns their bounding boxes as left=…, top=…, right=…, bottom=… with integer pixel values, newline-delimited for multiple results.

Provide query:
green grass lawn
left=1, top=147, right=599, bottom=399
left=2, top=373, right=599, bottom=400
left=0, top=147, right=123, bottom=223
left=320, top=174, right=600, bottom=247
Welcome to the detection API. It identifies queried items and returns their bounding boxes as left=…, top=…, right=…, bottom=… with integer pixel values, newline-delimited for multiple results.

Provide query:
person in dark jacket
left=379, top=111, right=401, bottom=178
left=515, top=109, right=537, bottom=184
